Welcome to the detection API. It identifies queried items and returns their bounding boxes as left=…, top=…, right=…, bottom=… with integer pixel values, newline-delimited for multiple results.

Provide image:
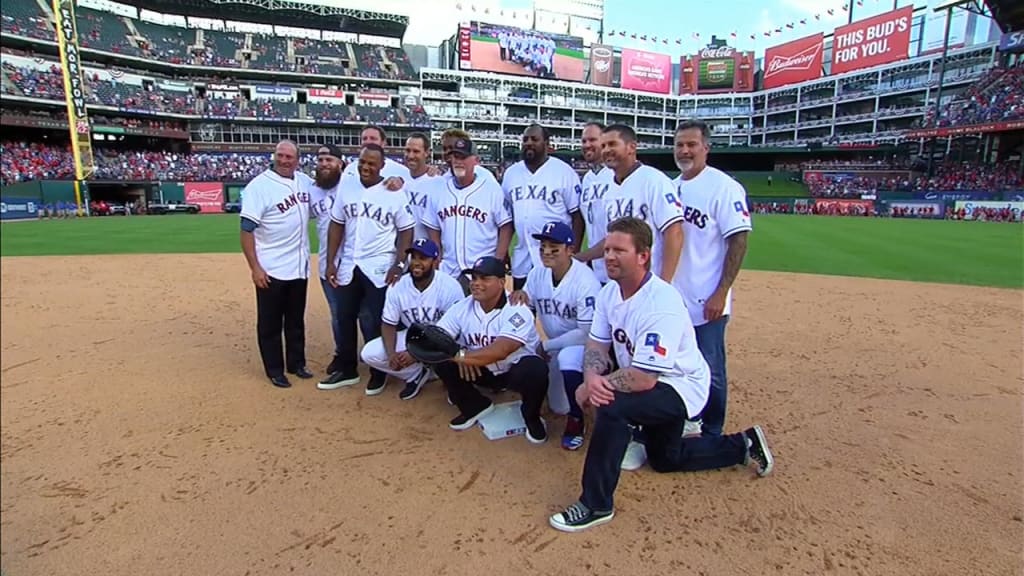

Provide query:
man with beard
left=424, top=137, right=513, bottom=294
left=440, top=128, right=498, bottom=184
left=326, top=144, right=416, bottom=395
left=359, top=238, right=465, bottom=400
left=308, top=144, right=350, bottom=387
left=573, top=122, right=614, bottom=285
left=502, top=123, right=584, bottom=291
left=239, top=140, right=314, bottom=388
left=403, top=132, right=441, bottom=242
left=671, top=120, right=752, bottom=437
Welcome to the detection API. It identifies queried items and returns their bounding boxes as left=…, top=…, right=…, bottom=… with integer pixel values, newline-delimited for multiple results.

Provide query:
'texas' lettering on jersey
left=402, top=306, right=445, bottom=326
left=508, top=185, right=561, bottom=205
left=276, top=192, right=310, bottom=214
left=437, top=203, right=488, bottom=224
left=339, top=202, right=404, bottom=226
left=534, top=298, right=577, bottom=321
left=606, top=198, right=652, bottom=222
left=407, top=189, right=429, bottom=212
left=613, top=328, right=635, bottom=357
left=464, top=332, right=497, bottom=348
left=310, top=194, right=333, bottom=219
left=581, top=182, right=609, bottom=224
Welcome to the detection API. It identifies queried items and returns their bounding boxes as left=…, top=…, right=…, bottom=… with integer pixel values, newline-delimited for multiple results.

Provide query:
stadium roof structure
left=939, top=0, right=1023, bottom=33
left=113, top=0, right=410, bottom=38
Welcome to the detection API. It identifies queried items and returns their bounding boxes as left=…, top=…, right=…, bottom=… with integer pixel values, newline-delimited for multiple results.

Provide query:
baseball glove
left=405, top=323, right=461, bottom=365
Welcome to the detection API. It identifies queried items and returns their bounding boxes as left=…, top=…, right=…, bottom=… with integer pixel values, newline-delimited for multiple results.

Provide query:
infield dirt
left=1, top=254, right=1021, bottom=575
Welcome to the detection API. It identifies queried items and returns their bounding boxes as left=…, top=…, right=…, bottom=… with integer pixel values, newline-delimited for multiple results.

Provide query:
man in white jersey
left=548, top=217, right=774, bottom=533
left=440, top=128, right=498, bottom=185
left=325, top=144, right=416, bottom=395
left=360, top=238, right=464, bottom=400
left=403, top=132, right=441, bottom=243
left=433, top=256, right=550, bottom=442
left=574, top=122, right=614, bottom=285
left=239, top=140, right=314, bottom=388
left=307, top=144, right=348, bottom=384
left=576, top=124, right=684, bottom=283
left=672, top=120, right=752, bottom=437
left=502, top=123, right=584, bottom=291
left=423, top=136, right=513, bottom=292
left=510, top=221, right=601, bottom=451
left=341, top=125, right=411, bottom=190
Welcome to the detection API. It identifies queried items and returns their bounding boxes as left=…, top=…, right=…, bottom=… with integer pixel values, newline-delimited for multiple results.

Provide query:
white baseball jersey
left=524, top=259, right=601, bottom=352
left=240, top=168, right=311, bottom=281
left=590, top=274, right=710, bottom=418
left=673, top=167, right=753, bottom=327
left=602, top=165, right=684, bottom=277
left=329, top=178, right=416, bottom=288
left=502, top=157, right=581, bottom=278
left=342, top=157, right=410, bottom=182
left=405, top=171, right=442, bottom=242
left=579, top=166, right=614, bottom=283
left=435, top=296, right=541, bottom=375
left=308, top=181, right=340, bottom=280
left=382, top=272, right=465, bottom=328
left=423, top=174, right=512, bottom=277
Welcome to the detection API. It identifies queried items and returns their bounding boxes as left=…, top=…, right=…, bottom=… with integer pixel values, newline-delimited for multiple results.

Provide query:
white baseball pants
left=545, top=345, right=584, bottom=416
left=360, top=330, right=422, bottom=383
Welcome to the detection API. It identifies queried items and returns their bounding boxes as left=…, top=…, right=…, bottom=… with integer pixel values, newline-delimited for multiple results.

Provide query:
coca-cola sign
left=762, top=33, right=824, bottom=89
left=699, top=46, right=735, bottom=59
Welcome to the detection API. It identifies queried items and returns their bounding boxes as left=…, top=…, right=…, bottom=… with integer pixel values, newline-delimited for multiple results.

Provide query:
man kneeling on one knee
left=431, top=256, right=550, bottom=443
left=360, top=238, right=465, bottom=399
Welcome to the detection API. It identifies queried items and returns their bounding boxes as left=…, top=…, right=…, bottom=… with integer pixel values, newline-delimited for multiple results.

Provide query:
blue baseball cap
left=531, top=221, right=574, bottom=245
left=406, top=238, right=439, bottom=259
left=463, top=256, right=506, bottom=278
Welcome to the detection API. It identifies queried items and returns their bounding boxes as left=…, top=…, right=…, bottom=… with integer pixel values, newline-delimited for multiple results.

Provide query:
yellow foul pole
left=51, top=0, right=95, bottom=215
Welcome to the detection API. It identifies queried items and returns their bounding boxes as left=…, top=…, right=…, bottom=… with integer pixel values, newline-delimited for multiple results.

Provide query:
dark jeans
left=434, top=355, right=549, bottom=421
left=512, top=276, right=527, bottom=291
left=695, top=315, right=729, bottom=435
left=320, top=278, right=343, bottom=357
left=335, top=267, right=387, bottom=381
left=255, top=277, right=308, bottom=378
left=580, top=382, right=748, bottom=513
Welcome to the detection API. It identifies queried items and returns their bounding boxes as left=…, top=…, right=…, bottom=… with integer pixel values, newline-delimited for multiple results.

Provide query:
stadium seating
left=0, top=0, right=52, bottom=41
left=76, top=7, right=142, bottom=57
left=928, top=64, right=1024, bottom=127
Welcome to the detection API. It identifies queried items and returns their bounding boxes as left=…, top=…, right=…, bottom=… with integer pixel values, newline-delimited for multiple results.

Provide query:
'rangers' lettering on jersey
left=503, top=157, right=581, bottom=278
left=435, top=296, right=541, bottom=375
left=423, top=175, right=512, bottom=277
left=240, top=169, right=312, bottom=281
left=602, top=165, right=683, bottom=277
left=590, top=274, right=710, bottom=418
left=382, top=272, right=464, bottom=329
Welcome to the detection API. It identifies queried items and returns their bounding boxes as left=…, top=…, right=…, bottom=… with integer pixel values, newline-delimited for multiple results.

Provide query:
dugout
left=88, top=181, right=159, bottom=206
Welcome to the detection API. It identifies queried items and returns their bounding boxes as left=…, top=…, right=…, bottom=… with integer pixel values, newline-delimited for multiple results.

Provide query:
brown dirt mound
left=1, top=254, right=1021, bottom=575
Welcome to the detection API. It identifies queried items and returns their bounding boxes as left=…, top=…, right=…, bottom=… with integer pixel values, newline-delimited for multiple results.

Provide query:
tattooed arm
left=704, top=231, right=749, bottom=322
left=603, top=367, right=659, bottom=393
left=582, top=338, right=610, bottom=377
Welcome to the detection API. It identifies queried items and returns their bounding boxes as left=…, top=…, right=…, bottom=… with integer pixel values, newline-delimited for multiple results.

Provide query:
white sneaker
left=620, top=440, right=647, bottom=471
left=683, top=418, right=703, bottom=437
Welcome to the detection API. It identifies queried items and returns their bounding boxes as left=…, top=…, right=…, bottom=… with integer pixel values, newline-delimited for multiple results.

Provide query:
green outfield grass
left=1, top=215, right=1021, bottom=288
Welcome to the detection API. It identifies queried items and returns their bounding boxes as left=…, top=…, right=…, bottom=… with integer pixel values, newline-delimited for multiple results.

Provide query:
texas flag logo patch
left=584, top=296, right=595, bottom=308
left=734, top=200, right=750, bottom=218
left=644, top=332, right=667, bottom=356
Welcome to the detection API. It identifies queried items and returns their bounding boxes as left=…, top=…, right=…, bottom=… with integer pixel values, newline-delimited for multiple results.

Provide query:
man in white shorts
left=510, top=221, right=601, bottom=451
left=360, top=238, right=464, bottom=400
left=548, top=216, right=774, bottom=533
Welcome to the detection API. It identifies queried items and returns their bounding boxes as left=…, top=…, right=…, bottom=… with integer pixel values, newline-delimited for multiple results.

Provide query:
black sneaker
left=325, top=355, right=342, bottom=375
left=399, top=368, right=430, bottom=401
left=549, top=502, right=614, bottom=533
left=318, top=371, right=359, bottom=390
left=743, top=426, right=774, bottom=477
left=365, top=376, right=387, bottom=396
left=525, top=417, right=547, bottom=444
left=449, top=403, right=494, bottom=431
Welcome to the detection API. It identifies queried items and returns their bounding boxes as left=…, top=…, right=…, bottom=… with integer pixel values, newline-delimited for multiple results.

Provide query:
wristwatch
left=457, top=349, right=466, bottom=361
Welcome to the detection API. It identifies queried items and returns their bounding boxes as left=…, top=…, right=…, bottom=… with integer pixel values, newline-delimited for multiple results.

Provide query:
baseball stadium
left=0, top=0, right=1022, bottom=572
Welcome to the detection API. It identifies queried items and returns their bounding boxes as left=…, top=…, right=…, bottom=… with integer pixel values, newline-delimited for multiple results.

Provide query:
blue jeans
left=320, top=277, right=343, bottom=357
left=579, top=382, right=748, bottom=512
left=695, top=315, right=729, bottom=436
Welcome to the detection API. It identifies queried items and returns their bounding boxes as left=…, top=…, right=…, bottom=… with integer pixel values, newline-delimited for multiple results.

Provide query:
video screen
left=458, top=21, right=585, bottom=82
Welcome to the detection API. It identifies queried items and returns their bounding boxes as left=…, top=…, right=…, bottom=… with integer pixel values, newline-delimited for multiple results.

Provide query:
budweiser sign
left=699, top=46, right=735, bottom=59
left=762, top=33, right=824, bottom=89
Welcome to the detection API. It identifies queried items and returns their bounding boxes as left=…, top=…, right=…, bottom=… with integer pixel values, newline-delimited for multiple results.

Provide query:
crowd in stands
left=794, top=158, right=1022, bottom=198
left=926, top=64, right=1024, bottom=128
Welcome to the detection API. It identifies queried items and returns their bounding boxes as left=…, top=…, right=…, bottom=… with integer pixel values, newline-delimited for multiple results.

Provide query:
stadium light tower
left=50, top=0, right=95, bottom=213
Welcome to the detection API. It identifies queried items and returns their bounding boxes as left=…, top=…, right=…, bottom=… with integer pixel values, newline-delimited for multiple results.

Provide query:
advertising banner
left=589, top=43, right=614, bottom=86
left=998, top=31, right=1024, bottom=54
left=52, top=0, right=95, bottom=181
left=883, top=200, right=944, bottom=219
left=903, top=120, right=1024, bottom=139
left=762, top=33, right=824, bottom=90
left=0, top=197, right=39, bottom=220
left=309, top=88, right=344, bottom=100
left=254, top=85, right=293, bottom=96
left=356, top=92, right=390, bottom=108
left=457, top=21, right=585, bottom=82
left=679, top=45, right=755, bottom=94
left=184, top=182, right=224, bottom=213
left=954, top=201, right=1024, bottom=221
left=912, top=190, right=1000, bottom=201
left=157, top=79, right=191, bottom=92
left=621, top=48, right=671, bottom=94
left=831, top=6, right=913, bottom=75
left=1003, top=191, right=1024, bottom=202
left=813, top=198, right=874, bottom=215
left=919, top=9, right=967, bottom=56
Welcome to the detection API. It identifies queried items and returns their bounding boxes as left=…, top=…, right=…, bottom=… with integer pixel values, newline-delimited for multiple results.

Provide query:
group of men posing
left=238, top=121, right=774, bottom=533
